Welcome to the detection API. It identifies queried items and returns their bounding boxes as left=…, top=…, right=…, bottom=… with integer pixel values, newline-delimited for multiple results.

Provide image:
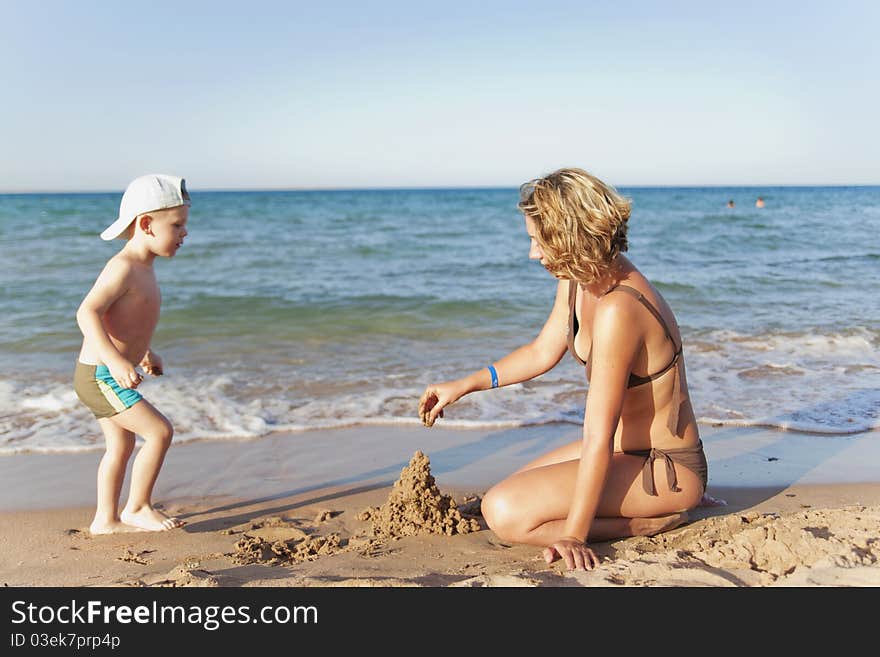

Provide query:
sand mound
left=566, top=504, right=880, bottom=587
left=228, top=515, right=344, bottom=565
left=116, top=548, right=154, bottom=565
left=232, top=532, right=342, bottom=565
left=359, top=450, right=481, bottom=538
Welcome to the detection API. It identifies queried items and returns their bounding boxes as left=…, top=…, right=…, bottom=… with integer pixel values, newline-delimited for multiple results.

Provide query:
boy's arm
left=75, top=258, right=142, bottom=389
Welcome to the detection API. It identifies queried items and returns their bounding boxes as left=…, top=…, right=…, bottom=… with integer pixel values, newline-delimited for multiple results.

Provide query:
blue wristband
left=487, top=364, right=499, bottom=389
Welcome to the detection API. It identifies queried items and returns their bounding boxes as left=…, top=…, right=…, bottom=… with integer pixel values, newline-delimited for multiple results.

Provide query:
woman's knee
left=481, top=486, right=522, bottom=540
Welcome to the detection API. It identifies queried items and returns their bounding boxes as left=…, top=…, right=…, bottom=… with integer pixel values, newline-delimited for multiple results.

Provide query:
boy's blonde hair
left=518, top=167, right=631, bottom=284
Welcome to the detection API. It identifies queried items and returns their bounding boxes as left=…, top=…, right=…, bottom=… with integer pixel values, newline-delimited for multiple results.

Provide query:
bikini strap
left=602, top=284, right=678, bottom=349
left=604, top=284, right=687, bottom=437
left=568, top=278, right=578, bottom=311
left=623, top=447, right=683, bottom=496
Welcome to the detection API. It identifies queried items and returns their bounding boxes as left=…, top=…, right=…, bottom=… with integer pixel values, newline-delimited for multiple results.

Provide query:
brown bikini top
left=567, top=281, right=686, bottom=436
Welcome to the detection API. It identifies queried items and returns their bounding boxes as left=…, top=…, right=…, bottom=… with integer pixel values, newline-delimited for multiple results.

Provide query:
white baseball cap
left=100, top=174, right=191, bottom=241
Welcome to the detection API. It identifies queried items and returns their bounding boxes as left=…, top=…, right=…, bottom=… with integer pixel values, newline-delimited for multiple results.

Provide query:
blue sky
left=1, top=1, right=877, bottom=191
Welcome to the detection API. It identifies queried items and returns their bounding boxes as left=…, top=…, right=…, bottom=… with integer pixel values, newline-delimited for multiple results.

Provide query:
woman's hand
left=418, top=380, right=467, bottom=427
left=543, top=537, right=601, bottom=571
left=140, top=350, right=164, bottom=376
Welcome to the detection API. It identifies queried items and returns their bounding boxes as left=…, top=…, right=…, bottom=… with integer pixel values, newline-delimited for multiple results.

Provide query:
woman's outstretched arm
left=419, top=279, right=572, bottom=426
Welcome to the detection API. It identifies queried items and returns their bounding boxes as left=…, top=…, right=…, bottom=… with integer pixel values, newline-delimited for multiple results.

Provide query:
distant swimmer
left=726, top=200, right=735, bottom=208
left=755, top=197, right=765, bottom=208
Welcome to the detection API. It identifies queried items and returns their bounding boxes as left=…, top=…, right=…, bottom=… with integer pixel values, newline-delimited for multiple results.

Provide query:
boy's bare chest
left=107, top=273, right=161, bottom=329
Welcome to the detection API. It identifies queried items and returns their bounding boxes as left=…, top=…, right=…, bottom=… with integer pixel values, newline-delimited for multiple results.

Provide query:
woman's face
left=524, top=215, right=545, bottom=265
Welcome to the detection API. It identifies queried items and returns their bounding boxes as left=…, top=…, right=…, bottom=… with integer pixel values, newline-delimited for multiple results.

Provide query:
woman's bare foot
left=120, top=506, right=186, bottom=531
left=88, top=519, right=144, bottom=535
left=698, top=492, right=728, bottom=507
left=629, top=512, right=689, bottom=537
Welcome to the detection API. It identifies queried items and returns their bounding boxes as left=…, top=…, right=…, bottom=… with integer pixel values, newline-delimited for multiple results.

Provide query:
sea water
left=1, top=186, right=877, bottom=453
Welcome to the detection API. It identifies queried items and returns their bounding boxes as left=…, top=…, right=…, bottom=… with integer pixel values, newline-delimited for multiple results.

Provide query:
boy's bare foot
left=88, top=519, right=145, bottom=535
left=629, top=512, right=688, bottom=537
left=120, top=506, right=186, bottom=532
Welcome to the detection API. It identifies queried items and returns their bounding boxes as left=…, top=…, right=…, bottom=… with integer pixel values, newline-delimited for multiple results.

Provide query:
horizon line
left=1, top=182, right=878, bottom=195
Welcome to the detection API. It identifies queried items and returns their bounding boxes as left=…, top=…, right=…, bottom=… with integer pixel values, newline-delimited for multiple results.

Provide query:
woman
left=418, top=167, right=708, bottom=571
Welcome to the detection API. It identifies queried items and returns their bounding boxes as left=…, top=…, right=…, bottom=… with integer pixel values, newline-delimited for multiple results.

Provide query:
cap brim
left=100, top=216, right=135, bottom=241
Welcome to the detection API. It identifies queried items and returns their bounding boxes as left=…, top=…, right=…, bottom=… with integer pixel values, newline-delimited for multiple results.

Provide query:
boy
left=74, top=174, right=190, bottom=534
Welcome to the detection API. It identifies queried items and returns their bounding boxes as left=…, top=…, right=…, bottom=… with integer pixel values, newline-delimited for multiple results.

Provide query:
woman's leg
left=513, top=439, right=582, bottom=473
left=482, top=451, right=703, bottom=547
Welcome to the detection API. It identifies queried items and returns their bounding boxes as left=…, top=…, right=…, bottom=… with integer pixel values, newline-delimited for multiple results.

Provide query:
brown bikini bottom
left=621, top=440, right=707, bottom=496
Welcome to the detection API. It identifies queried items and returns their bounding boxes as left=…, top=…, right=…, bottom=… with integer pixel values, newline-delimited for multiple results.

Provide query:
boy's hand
left=140, top=351, right=164, bottom=376
left=108, top=358, right=143, bottom=390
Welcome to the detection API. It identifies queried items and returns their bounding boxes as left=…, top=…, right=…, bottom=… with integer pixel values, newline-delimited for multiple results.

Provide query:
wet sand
left=1, top=423, right=878, bottom=587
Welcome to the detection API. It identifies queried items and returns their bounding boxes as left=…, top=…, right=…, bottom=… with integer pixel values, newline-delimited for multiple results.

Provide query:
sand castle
left=358, top=450, right=481, bottom=538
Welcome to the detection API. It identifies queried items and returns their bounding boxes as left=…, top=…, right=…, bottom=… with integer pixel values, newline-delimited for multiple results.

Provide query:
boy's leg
left=89, top=419, right=137, bottom=535
left=107, top=399, right=186, bottom=531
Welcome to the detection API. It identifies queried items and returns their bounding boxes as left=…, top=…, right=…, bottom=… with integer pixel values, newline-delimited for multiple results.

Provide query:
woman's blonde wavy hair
left=518, top=167, right=631, bottom=284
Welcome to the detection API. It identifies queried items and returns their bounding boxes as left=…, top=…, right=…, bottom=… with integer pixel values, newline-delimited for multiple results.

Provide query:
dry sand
left=1, top=424, right=878, bottom=587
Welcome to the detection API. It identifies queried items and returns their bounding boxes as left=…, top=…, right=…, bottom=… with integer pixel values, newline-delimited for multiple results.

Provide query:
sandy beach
left=1, top=423, right=878, bottom=588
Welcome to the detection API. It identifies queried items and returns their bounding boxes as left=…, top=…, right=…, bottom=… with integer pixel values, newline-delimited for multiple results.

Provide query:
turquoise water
left=1, top=186, right=878, bottom=452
